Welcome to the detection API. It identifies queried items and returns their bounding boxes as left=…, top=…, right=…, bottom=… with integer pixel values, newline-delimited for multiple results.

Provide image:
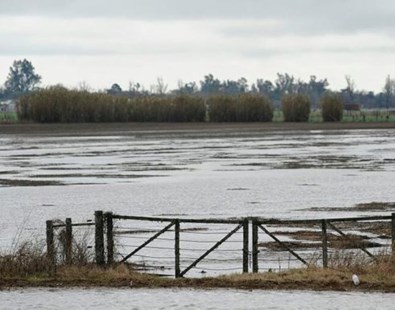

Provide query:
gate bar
left=258, top=224, right=308, bottom=266
left=327, top=221, right=375, bottom=259
left=180, top=224, right=243, bottom=277
left=121, top=222, right=175, bottom=263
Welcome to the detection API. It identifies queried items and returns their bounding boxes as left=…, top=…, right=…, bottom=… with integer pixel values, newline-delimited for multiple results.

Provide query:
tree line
left=1, top=59, right=395, bottom=110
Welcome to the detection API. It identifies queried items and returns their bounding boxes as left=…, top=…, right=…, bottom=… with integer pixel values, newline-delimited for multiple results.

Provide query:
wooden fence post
left=175, top=220, right=181, bottom=278
left=392, top=213, right=395, bottom=255
left=65, top=218, right=72, bottom=264
left=46, top=220, right=55, bottom=274
left=321, top=220, right=328, bottom=268
left=95, top=210, right=105, bottom=266
left=252, top=220, right=259, bottom=273
left=243, top=219, right=249, bottom=273
left=105, top=212, right=114, bottom=265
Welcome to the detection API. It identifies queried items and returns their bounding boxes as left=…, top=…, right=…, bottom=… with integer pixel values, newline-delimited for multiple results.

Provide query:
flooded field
left=1, top=126, right=394, bottom=245
left=0, top=125, right=394, bottom=306
left=1, top=288, right=394, bottom=309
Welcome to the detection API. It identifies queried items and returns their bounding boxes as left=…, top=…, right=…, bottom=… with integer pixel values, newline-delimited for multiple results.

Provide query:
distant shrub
left=321, top=93, right=344, bottom=122
left=281, top=94, right=311, bottom=122
left=208, top=94, right=273, bottom=122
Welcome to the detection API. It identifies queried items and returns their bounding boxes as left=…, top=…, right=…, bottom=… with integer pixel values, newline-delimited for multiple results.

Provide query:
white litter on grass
left=352, top=274, right=360, bottom=286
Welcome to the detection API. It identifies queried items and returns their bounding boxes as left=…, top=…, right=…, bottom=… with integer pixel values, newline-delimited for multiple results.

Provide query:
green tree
left=200, top=74, right=221, bottom=94
left=4, top=59, right=42, bottom=94
left=107, top=83, right=123, bottom=95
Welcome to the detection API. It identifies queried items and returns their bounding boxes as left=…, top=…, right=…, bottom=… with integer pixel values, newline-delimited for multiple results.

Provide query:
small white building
left=0, top=100, right=16, bottom=112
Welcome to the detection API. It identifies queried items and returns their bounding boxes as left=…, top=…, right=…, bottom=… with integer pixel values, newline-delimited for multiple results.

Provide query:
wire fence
left=45, top=212, right=395, bottom=278
left=113, top=220, right=245, bottom=277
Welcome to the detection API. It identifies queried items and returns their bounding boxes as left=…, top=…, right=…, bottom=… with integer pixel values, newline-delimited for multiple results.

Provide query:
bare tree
left=151, top=77, right=168, bottom=95
left=77, top=81, right=92, bottom=92
left=383, top=75, right=395, bottom=110
left=128, top=81, right=141, bottom=92
left=345, top=75, right=356, bottom=103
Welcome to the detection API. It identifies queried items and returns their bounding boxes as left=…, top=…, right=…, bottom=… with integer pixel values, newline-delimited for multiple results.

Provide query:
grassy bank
left=1, top=261, right=394, bottom=292
left=1, top=240, right=394, bottom=292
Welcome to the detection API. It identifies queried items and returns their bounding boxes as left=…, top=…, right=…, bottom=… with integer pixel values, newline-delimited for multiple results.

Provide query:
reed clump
left=17, top=88, right=206, bottom=123
left=128, top=95, right=206, bottom=122
left=321, top=93, right=344, bottom=122
left=281, top=94, right=311, bottom=122
left=208, top=94, right=273, bottom=122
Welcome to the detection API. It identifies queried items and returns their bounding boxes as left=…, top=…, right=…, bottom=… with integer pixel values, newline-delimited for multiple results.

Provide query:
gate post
left=392, top=213, right=395, bottom=255
left=175, top=220, right=181, bottom=278
left=105, top=212, right=114, bottom=265
left=65, top=218, right=72, bottom=264
left=242, top=219, right=249, bottom=273
left=95, top=210, right=105, bottom=266
left=322, top=220, right=328, bottom=268
left=46, top=220, right=56, bottom=274
left=252, top=219, right=259, bottom=273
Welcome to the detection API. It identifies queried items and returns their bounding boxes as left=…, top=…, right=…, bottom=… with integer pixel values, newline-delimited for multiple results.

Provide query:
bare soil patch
left=1, top=122, right=395, bottom=138
left=0, top=179, right=64, bottom=187
left=301, top=202, right=395, bottom=212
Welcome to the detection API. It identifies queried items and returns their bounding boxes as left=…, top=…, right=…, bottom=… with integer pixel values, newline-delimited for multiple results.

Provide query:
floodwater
left=1, top=288, right=394, bottom=309
left=0, top=128, right=394, bottom=245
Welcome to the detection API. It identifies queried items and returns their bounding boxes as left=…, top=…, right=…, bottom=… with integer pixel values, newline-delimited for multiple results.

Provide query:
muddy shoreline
left=1, top=122, right=394, bottom=137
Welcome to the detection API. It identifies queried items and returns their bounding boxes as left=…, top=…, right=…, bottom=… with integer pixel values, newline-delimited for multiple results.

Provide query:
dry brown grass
left=0, top=241, right=49, bottom=278
left=1, top=255, right=394, bottom=292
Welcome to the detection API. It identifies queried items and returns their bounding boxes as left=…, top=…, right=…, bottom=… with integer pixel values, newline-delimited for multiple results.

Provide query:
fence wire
left=44, top=214, right=393, bottom=278
left=113, top=220, right=245, bottom=277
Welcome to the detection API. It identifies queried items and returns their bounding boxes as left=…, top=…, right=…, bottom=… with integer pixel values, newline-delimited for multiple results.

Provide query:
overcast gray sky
left=1, top=0, right=394, bottom=91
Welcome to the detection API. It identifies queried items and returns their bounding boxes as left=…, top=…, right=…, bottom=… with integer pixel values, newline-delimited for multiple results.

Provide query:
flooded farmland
left=0, top=125, right=394, bottom=307
left=0, top=126, right=394, bottom=244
